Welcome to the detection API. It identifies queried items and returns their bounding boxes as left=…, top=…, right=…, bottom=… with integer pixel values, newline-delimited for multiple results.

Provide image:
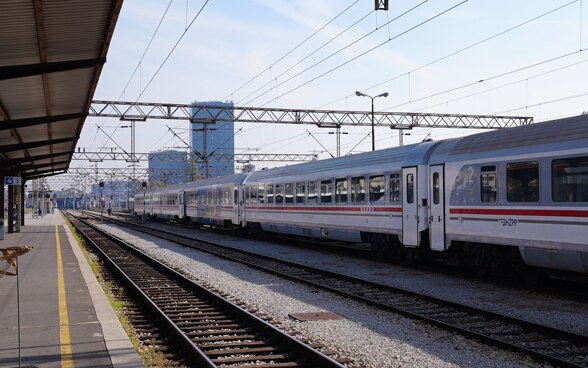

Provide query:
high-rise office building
left=148, top=150, right=190, bottom=185
left=190, top=101, right=235, bottom=178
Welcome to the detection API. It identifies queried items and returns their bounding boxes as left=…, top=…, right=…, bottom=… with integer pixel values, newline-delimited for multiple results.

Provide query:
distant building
left=190, top=101, right=235, bottom=178
left=89, top=180, right=131, bottom=209
left=148, top=150, right=190, bottom=186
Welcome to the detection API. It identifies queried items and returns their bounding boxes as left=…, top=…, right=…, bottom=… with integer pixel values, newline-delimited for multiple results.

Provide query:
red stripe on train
left=449, top=208, right=588, bottom=217
left=246, top=206, right=402, bottom=213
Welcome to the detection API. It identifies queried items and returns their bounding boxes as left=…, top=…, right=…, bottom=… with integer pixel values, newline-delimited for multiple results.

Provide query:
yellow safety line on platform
left=56, top=224, right=73, bottom=367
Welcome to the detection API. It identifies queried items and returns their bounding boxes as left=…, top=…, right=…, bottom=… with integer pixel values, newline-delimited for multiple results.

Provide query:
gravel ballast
left=95, top=222, right=586, bottom=368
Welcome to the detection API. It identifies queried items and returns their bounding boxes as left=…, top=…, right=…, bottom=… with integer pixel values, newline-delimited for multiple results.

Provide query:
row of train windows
left=155, top=196, right=178, bottom=206
left=185, top=190, right=232, bottom=205
left=478, top=157, right=588, bottom=203
left=245, top=174, right=401, bottom=205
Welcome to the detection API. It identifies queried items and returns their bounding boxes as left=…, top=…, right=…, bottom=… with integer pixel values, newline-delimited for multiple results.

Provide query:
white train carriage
left=150, top=183, right=185, bottom=221
left=242, top=141, right=441, bottom=255
left=131, top=114, right=587, bottom=276
left=182, top=174, right=247, bottom=227
left=430, top=115, right=588, bottom=273
left=134, top=189, right=153, bottom=217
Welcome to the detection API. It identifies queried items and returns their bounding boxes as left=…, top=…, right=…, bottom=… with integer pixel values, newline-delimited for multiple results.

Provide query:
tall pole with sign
left=4, top=176, right=22, bottom=234
left=99, top=181, right=104, bottom=223
left=141, top=181, right=147, bottom=223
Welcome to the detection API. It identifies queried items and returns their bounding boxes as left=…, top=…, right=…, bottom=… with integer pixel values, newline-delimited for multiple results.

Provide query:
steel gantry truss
left=90, top=100, right=533, bottom=129
left=72, top=150, right=318, bottom=163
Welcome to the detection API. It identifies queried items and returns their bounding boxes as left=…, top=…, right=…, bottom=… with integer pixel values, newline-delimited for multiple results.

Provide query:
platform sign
left=4, top=176, right=22, bottom=185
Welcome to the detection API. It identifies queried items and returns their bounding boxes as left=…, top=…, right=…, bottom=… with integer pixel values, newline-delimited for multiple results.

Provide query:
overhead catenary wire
left=87, top=0, right=176, bottom=176
left=224, top=0, right=361, bottom=102
left=121, top=0, right=175, bottom=100
left=241, top=0, right=433, bottom=106
left=136, top=0, right=212, bottom=102
left=96, top=0, right=211, bottom=171
left=413, top=53, right=588, bottom=113
left=236, top=7, right=374, bottom=105
left=316, top=0, right=580, bottom=110
left=254, top=0, right=469, bottom=108
left=384, top=48, right=586, bottom=112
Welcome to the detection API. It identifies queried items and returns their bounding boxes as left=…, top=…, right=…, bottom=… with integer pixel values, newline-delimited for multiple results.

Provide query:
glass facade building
left=148, top=150, right=191, bottom=186
left=190, top=101, right=235, bottom=178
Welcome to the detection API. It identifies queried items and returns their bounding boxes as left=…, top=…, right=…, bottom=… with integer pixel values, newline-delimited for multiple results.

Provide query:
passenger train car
left=134, top=115, right=588, bottom=277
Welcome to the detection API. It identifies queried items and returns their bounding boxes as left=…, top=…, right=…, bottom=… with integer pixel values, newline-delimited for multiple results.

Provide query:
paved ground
left=0, top=212, right=142, bottom=368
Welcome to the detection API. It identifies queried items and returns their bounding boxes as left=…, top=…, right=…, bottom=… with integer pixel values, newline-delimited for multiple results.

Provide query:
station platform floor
left=0, top=211, right=143, bottom=368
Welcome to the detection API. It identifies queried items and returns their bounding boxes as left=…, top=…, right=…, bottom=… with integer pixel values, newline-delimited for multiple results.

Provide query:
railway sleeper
left=204, top=346, right=281, bottom=356
left=211, top=353, right=293, bottom=365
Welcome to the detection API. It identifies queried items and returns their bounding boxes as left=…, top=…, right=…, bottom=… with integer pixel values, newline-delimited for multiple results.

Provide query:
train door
left=179, top=192, right=185, bottom=221
left=429, top=165, right=445, bottom=251
left=234, top=186, right=241, bottom=225
left=402, top=167, right=419, bottom=246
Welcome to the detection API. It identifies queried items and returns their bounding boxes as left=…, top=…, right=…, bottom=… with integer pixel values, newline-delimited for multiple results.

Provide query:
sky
left=64, top=0, right=588, bottom=187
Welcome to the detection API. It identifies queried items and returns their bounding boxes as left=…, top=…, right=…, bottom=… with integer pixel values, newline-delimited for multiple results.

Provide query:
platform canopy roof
left=0, top=0, right=123, bottom=182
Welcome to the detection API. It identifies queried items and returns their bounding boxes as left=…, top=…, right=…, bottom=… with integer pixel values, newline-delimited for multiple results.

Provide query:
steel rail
left=66, top=211, right=346, bottom=368
left=96, top=213, right=588, bottom=368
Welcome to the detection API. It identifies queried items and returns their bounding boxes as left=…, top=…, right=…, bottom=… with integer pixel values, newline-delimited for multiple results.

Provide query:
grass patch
left=62, top=215, right=168, bottom=366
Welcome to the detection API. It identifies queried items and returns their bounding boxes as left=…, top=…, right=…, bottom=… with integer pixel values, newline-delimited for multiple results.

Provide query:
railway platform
left=0, top=211, right=142, bottom=368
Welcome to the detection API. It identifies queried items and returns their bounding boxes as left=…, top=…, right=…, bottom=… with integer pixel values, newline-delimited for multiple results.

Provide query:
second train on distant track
left=135, top=115, right=588, bottom=277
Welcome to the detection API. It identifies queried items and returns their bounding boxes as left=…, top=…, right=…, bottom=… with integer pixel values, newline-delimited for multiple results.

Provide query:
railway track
left=87, top=211, right=588, bottom=368
left=64, top=211, right=347, bottom=368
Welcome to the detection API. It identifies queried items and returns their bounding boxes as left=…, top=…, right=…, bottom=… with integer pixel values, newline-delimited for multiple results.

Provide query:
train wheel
left=519, top=265, right=542, bottom=286
left=370, top=234, right=388, bottom=260
left=473, top=266, right=489, bottom=278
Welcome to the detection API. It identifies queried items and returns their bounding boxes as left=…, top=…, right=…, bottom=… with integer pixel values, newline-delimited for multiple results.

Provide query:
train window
left=296, top=182, right=306, bottom=204
left=480, top=166, right=497, bottom=203
left=507, top=161, right=539, bottom=202
left=552, top=156, right=588, bottom=202
left=224, top=189, right=231, bottom=205
left=351, top=176, right=365, bottom=203
left=433, top=173, right=440, bottom=205
left=308, top=181, right=318, bottom=203
left=369, top=175, right=385, bottom=204
left=335, top=178, right=348, bottom=203
left=258, top=185, right=265, bottom=204
left=320, top=180, right=333, bottom=203
left=285, top=183, right=294, bottom=204
left=251, top=186, right=258, bottom=204
left=275, top=184, right=284, bottom=204
left=389, top=173, right=400, bottom=203
left=266, top=185, right=274, bottom=204
left=406, top=174, right=414, bottom=204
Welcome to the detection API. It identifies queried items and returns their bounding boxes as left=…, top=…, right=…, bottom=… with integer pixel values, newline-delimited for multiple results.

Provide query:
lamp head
left=355, top=91, right=364, bottom=97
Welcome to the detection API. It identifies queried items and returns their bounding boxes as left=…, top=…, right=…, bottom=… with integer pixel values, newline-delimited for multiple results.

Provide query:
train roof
left=182, top=173, right=249, bottom=191
left=245, top=141, right=439, bottom=184
left=429, top=114, right=588, bottom=164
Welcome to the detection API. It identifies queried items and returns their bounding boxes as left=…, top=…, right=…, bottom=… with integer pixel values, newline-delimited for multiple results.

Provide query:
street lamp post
left=355, top=91, right=389, bottom=151
left=141, top=181, right=147, bottom=223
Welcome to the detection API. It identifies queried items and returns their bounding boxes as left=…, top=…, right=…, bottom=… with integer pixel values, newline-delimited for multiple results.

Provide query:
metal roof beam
left=25, top=169, right=67, bottom=181
left=0, top=137, right=76, bottom=154
left=2, top=151, right=71, bottom=165
left=0, top=112, right=87, bottom=131
left=0, top=58, right=106, bottom=81
left=12, top=160, right=70, bottom=173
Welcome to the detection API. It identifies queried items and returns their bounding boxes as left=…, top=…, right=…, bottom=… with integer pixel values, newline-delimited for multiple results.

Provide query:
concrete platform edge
left=62, top=214, right=144, bottom=368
